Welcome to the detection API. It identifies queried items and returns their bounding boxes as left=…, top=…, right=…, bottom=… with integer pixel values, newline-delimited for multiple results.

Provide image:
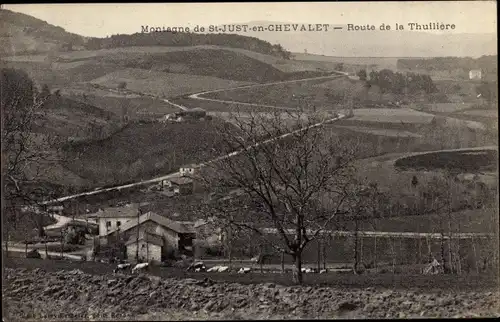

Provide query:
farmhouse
left=161, top=108, right=208, bottom=123
left=125, top=231, right=164, bottom=263
left=167, top=177, right=194, bottom=195
left=88, top=203, right=141, bottom=237
left=469, top=69, right=482, bottom=80
left=106, top=211, right=196, bottom=262
left=180, top=164, right=198, bottom=177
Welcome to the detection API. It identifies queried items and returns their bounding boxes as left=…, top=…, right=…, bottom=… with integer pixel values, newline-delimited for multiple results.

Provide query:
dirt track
left=3, top=259, right=500, bottom=320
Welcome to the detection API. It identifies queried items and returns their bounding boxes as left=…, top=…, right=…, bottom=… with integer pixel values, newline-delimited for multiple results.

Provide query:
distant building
left=125, top=231, right=164, bottom=263
left=88, top=203, right=141, bottom=237
left=106, top=211, right=196, bottom=262
left=180, top=164, right=197, bottom=177
left=167, top=177, right=194, bottom=195
left=161, top=108, right=208, bottom=123
left=469, top=69, right=482, bottom=80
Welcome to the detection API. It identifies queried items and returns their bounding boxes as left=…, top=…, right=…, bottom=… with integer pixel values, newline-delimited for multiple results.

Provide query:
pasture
left=5, top=258, right=498, bottom=290
left=4, top=45, right=342, bottom=73
left=61, top=120, right=227, bottom=188
left=63, top=84, right=181, bottom=119
left=89, top=68, right=254, bottom=98
left=394, top=148, right=498, bottom=173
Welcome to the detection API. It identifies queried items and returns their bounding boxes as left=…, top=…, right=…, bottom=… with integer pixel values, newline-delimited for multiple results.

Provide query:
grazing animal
left=207, top=266, right=220, bottom=272
left=187, top=261, right=206, bottom=272
left=319, top=269, right=327, bottom=274
left=218, top=266, right=229, bottom=272
left=238, top=267, right=251, bottom=274
left=113, top=263, right=131, bottom=274
left=132, top=262, right=149, bottom=274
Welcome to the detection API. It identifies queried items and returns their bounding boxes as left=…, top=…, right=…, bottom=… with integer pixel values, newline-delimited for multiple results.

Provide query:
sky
left=3, top=2, right=497, bottom=38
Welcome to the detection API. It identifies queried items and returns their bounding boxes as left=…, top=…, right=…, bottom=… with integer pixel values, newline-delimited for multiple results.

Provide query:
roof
left=88, top=203, right=140, bottom=219
left=125, top=231, right=164, bottom=247
left=106, top=211, right=195, bottom=236
left=169, top=177, right=193, bottom=185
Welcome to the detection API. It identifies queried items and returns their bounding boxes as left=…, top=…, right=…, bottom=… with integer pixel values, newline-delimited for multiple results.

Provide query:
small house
left=180, top=164, right=197, bottom=177
left=106, top=211, right=196, bottom=262
left=88, top=203, right=141, bottom=237
left=469, top=69, right=482, bottom=80
left=125, top=231, right=164, bottom=263
left=168, top=177, right=194, bottom=195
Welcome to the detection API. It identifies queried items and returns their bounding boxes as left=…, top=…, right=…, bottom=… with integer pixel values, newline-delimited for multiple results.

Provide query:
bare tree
left=2, top=68, right=63, bottom=253
left=199, top=109, right=359, bottom=284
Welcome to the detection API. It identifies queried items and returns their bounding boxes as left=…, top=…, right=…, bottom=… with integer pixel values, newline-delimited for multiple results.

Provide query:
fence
left=208, top=229, right=498, bottom=275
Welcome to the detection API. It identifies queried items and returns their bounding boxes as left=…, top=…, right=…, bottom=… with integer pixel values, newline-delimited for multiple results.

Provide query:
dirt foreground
left=3, top=267, right=500, bottom=320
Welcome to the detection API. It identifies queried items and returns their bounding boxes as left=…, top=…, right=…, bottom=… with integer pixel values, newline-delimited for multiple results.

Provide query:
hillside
left=61, top=119, right=229, bottom=188
left=0, top=9, right=86, bottom=55
left=0, top=9, right=290, bottom=59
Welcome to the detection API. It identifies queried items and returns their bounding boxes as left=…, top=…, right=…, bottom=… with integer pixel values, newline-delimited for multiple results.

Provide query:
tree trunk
left=45, top=235, right=48, bottom=258
left=60, top=229, right=64, bottom=259
left=354, top=221, right=359, bottom=273
left=281, top=251, right=285, bottom=273
left=471, top=236, right=479, bottom=274
left=25, top=240, right=28, bottom=257
left=360, top=235, right=364, bottom=267
left=322, top=238, right=327, bottom=271
left=390, top=237, right=395, bottom=274
left=418, top=236, right=422, bottom=264
left=292, top=251, right=303, bottom=284
left=448, top=217, right=453, bottom=274
left=4, top=230, right=9, bottom=258
left=374, top=236, right=378, bottom=272
left=317, top=239, right=321, bottom=272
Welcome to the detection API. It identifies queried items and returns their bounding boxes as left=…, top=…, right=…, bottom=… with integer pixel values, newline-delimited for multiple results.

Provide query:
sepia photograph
left=1, top=1, right=498, bottom=320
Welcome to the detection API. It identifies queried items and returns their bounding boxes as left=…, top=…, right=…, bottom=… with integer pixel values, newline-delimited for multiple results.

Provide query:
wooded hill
left=1, top=9, right=290, bottom=59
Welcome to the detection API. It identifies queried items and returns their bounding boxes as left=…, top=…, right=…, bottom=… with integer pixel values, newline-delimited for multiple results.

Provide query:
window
left=106, top=221, right=111, bottom=229
left=117, top=221, right=121, bottom=227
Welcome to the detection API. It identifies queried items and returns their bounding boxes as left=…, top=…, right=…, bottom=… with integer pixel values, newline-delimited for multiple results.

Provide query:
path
left=41, top=73, right=348, bottom=206
left=8, top=246, right=83, bottom=260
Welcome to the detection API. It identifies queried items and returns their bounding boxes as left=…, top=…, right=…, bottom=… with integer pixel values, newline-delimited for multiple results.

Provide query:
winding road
left=35, top=71, right=495, bottom=242
left=41, top=72, right=347, bottom=206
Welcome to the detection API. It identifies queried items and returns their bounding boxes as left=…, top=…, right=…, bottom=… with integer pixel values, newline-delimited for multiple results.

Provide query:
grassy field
left=62, top=84, right=181, bottom=120
left=61, top=119, right=227, bottom=188
left=291, top=53, right=402, bottom=70
left=89, top=68, right=254, bottom=98
left=5, top=258, right=498, bottom=290
left=394, top=149, right=498, bottom=173
left=4, top=46, right=343, bottom=73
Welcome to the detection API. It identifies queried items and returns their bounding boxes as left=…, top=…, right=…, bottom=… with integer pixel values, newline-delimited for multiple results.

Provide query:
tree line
left=357, top=69, right=438, bottom=95
left=84, top=32, right=291, bottom=59
left=192, top=109, right=496, bottom=284
left=396, top=55, right=497, bottom=75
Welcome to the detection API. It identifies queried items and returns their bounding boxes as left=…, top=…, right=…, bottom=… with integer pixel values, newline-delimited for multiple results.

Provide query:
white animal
left=207, top=266, right=221, bottom=272
left=113, top=263, right=131, bottom=273
left=132, top=262, right=149, bottom=274
left=218, top=266, right=229, bottom=272
left=319, top=269, right=327, bottom=274
left=238, top=267, right=251, bottom=274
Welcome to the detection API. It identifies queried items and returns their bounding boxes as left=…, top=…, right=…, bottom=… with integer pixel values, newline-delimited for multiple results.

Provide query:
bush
left=117, top=81, right=127, bottom=89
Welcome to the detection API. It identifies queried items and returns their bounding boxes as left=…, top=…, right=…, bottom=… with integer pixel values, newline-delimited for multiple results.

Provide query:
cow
left=113, top=263, right=132, bottom=274
left=187, top=261, right=206, bottom=272
left=238, top=267, right=251, bottom=274
left=132, top=262, right=149, bottom=274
